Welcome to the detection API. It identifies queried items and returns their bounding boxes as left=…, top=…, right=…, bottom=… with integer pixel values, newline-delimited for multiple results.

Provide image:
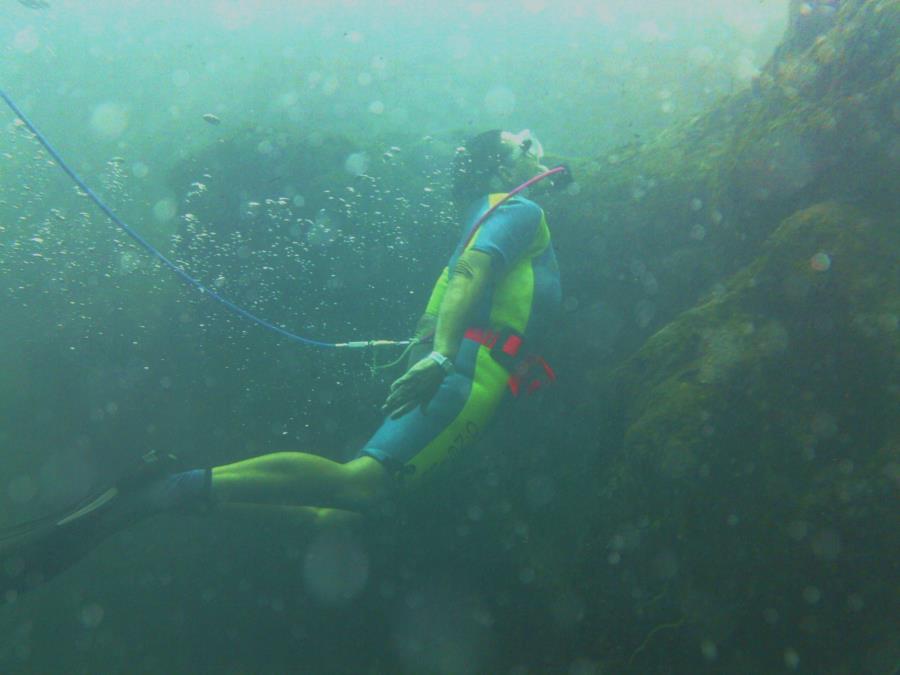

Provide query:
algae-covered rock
left=549, top=0, right=899, bottom=379
left=573, top=201, right=899, bottom=673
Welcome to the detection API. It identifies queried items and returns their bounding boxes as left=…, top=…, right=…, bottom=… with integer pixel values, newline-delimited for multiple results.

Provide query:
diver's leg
left=219, top=504, right=363, bottom=528
left=210, top=453, right=392, bottom=512
left=0, top=461, right=380, bottom=596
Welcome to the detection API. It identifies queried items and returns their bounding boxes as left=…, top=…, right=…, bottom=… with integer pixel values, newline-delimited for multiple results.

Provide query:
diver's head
left=498, top=129, right=549, bottom=186
left=452, top=128, right=549, bottom=206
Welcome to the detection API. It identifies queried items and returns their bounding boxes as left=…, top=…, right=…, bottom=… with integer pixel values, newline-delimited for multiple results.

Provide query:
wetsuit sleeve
left=424, top=266, right=450, bottom=316
left=469, top=198, right=542, bottom=274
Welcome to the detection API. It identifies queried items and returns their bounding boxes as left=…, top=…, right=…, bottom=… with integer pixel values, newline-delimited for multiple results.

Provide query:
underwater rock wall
left=587, top=201, right=899, bottom=672
left=548, top=0, right=898, bottom=375
left=504, top=1, right=900, bottom=671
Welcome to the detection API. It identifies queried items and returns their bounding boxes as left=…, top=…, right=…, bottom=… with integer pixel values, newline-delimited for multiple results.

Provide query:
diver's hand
left=382, top=356, right=446, bottom=419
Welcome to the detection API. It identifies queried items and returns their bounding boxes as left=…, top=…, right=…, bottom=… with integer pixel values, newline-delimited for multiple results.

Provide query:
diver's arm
left=406, top=266, right=448, bottom=367
left=433, top=250, right=493, bottom=360
left=383, top=250, right=492, bottom=418
left=406, top=312, right=437, bottom=369
left=413, top=312, right=437, bottom=340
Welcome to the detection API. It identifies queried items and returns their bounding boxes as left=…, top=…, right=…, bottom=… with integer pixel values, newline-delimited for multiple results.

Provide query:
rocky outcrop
left=585, top=201, right=898, bottom=673
left=546, top=0, right=899, bottom=375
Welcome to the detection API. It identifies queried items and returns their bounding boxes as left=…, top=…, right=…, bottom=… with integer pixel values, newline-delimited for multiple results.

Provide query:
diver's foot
left=0, top=506, right=112, bottom=596
left=0, top=454, right=210, bottom=596
left=72, top=451, right=212, bottom=519
left=47, top=451, right=196, bottom=531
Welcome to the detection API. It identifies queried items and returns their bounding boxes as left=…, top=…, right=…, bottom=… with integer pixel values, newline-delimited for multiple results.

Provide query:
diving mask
left=502, top=129, right=544, bottom=164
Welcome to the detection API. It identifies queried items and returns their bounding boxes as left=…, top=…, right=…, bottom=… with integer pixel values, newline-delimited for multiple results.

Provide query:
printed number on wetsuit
left=446, top=421, right=479, bottom=456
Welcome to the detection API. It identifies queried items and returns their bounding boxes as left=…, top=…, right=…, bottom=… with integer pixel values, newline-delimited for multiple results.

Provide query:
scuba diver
left=1, top=129, right=565, bottom=595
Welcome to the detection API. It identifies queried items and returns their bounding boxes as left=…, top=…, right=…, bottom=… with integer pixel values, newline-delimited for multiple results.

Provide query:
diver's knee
left=339, top=457, right=393, bottom=510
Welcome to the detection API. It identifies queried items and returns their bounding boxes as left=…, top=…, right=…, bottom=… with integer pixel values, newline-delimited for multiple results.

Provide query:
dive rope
left=1, top=88, right=567, bottom=355
left=0, top=87, right=405, bottom=350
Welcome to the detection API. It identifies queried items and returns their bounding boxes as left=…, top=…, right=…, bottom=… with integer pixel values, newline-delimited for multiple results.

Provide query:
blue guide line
left=1, top=86, right=358, bottom=349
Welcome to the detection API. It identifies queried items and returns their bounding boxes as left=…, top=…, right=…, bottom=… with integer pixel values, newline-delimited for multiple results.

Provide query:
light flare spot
left=522, top=0, right=547, bottom=13
left=784, top=648, right=800, bottom=669
left=810, top=251, right=831, bottom=271
left=7, top=475, right=37, bottom=504
left=303, top=529, right=369, bottom=605
left=344, top=152, right=369, bottom=176
left=172, top=69, right=191, bottom=88
left=90, top=102, right=128, bottom=140
left=153, top=198, right=177, bottom=223
left=13, top=26, right=40, bottom=53
left=447, top=34, right=472, bottom=60
left=80, top=603, right=105, bottom=628
left=802, top=586, right=822, bottom=604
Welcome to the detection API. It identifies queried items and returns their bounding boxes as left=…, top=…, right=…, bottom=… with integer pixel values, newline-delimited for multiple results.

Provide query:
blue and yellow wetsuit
left=358, top=193, right=561, bottom=481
